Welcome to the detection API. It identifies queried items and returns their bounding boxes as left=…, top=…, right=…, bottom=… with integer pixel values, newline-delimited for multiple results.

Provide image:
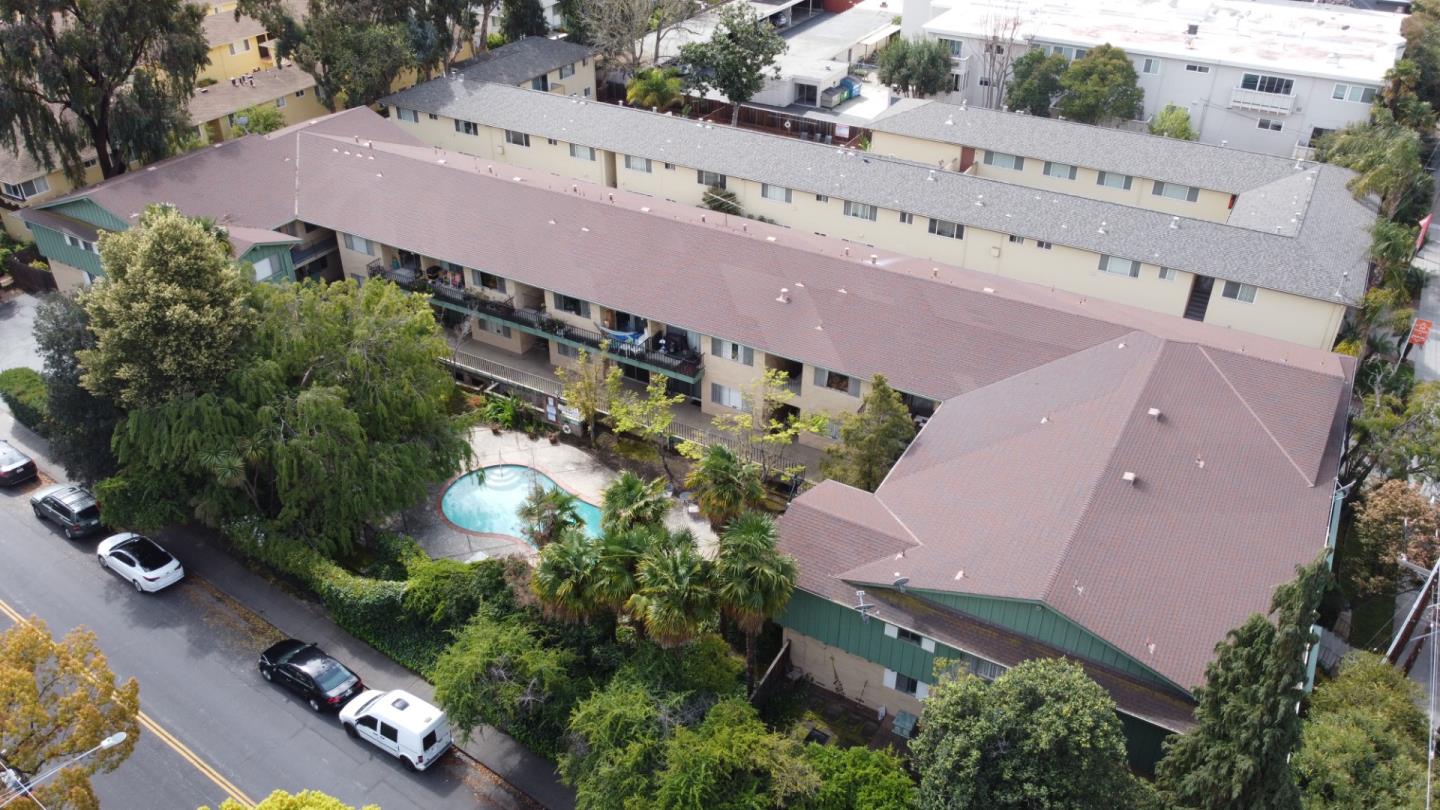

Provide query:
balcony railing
left=439, top=294, right=704, bottom=382
left=1228, top=88, right=1295, bottom=115
left=291, top=235, right=337, bottom=266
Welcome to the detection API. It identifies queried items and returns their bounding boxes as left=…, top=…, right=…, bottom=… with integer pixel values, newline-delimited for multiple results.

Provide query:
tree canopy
left=0, top=619, right=140, bottom=810
left=1318, top=110, right=1428, bottom=222
left=678, top=5, right=787, bottom=125
left=627, top=68, right=685, bottom=110
left=1005, top=50, right=1066, bottom=116
left=500, top=0, right=550, bottom=41
left=233, top=104, right=287, bottom=136
left=877, top=38, right=952, bottom=99
left=1348, top=480, right=1440, bottom=598
left=910, top=658, right=1145, bottom=809
left=1056, top=44, right=1143, bottom=124
left=820, top=374, right=916, bottom=492
left=1149, top=103, right=1197, bottom=140
left=33, top=293, right=119, bottom=485
left=206, top=789, right=379, bottom=810
left=0, top=0, right=209, bottom=180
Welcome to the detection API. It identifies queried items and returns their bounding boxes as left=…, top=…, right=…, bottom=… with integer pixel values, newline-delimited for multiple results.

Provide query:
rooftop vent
left=1187, top=23, right=1199, bottom=35
left=1122, top=471, right=1137, bottom=484
left=1147, top=407, right=1162, bottom=419
left=1169, top=216, right=1179, bottom=229
left=776, top=287, right=790, bottom=303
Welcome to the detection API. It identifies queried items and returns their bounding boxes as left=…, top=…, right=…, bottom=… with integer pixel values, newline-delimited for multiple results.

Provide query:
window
left=842, top=200, right=877, bottom=221
left=423, top=731, right=439, bottom=751
left=478, top=317, right=512, bottom=338
left=977, top=77, right=993, bottom=87
left=710, top=383, right=744, bottom=409
left=928, top=218, right=963, bottom=240
left=1098, top=255, right=1140, bottom=278
left=295, top=89, right=306, bottom=98
left=1221, top=280, right=1257, bottom=303
left=1139, top=57, right=1161, bottom=75
left=583, top=87, right=592, bottom=98
left=625, top=154, right=652, bottom=173
left=899, top=211, right=913, bottom=224
left=1240, top=73, right=1294, bottom=96
left=815, top=193, right=829, bottom=203
left=1159, top=266, right=1177, bottom=281
left=251, top=256, right=275, bottom=281
left=427, top=112, right=437, bottom=120
left=985, top=43, right=1005, bottom=55
left=559, top=63, right=575, bottom=79
left=894, top=673, right=920, bottom=696
left=341, top=232, right=374, bottom=256
left=553, top=293, right=590, bottom=317
left=570, top=143, right=596, bottom=161
left=1, top=176, right=49, bottom=201
left=379, top=723, right=399, bottom=743
left=470, top=269, right=506, bottom=292
left=940, top=38, right=962, bottom=58
left=1096, top=171, right=1133, bottom=190
left=1152, top=181, right=1200, bottom=202
left=761, top=183, right=791, bottom=203
left=547, top=138, right=558, bottom=145
left=1042, top=44, right=1087, bottom=61
left=82, top=158, right=97, bottom=168
left=972, top=659, right=1006, bottom=680
left=531, top=75, right=550, bottom=91
left=556, top=343, right=580, bottom=359
left=456, top=120, right=478, bottom=136
left=1043, top=161, right=1077, bottom=180
left=62, top=233, right=98, bottom=254
left=814, top=367, right=860, bottom=396
left=395, top=107, right=419, bottom=123
left=982, top=150, right=1024, bottom=171
left=1332, top=83, right=1377, bottom=104
left=697, top=170, right=726, bottom=188
left=795, top=83, right=818, bottom=106
left=897, top=627, right=924, bottom=645
left=1257, top=118, right=1283, bottom=132
left=1185, top=63, right=1210, bottom=74
left=710, top=338, right=754, bottom=366
left=274, top=96, right=286, bottom=109
left=664, top=162, right=675, bottom=170
left=503, top=129, right=529, bottom=146
left=228, top=39, right=251, bottom=56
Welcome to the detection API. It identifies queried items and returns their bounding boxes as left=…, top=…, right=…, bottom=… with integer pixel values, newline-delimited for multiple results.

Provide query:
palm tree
left=531, top=528, right=601, bottom=622
left=518, top=484, right=583, bottom=548
left=591, top=525, right=660, bottom=613
left=626, top=68, right=683, bottom=110
left=684, top=444, right=764, bottom=530
left=625, top=538, right=716, bottom=648
left=601, top=472, right=672, bottom=534
left=715, top=512, right=797, bottom=692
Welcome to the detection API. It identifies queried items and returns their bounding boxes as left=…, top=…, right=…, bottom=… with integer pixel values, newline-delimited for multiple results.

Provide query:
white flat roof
left=923, top=0, right=1405, bottom=82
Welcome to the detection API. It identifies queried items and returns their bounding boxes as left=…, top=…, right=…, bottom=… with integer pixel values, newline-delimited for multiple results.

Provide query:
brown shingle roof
left=189, top=66, right=316, bottom=124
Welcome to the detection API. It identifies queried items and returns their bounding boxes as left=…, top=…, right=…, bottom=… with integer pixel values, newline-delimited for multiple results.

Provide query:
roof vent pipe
left=1147, top=407, right=1162, bottom=419
left=776, top=287, right=790, bottom=303
left=1187, top=23, right=1199, bottom=35
left=1122, top=471, right=1137, bottom=485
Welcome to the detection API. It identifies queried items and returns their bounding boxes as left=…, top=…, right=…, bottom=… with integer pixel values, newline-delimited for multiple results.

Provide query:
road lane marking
left=0, top=596, right=257, bottom=809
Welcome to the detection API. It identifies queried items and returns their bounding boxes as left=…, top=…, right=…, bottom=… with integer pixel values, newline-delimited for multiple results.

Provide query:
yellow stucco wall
left=200, top=38, right=271, bottom=84
left=48, top=259, right=91, bottom=293
left=2, top=163, right=104, bottom=242
left=784, top=628, right=927, bottom=720
left=195, top=87, right=330, bottom=145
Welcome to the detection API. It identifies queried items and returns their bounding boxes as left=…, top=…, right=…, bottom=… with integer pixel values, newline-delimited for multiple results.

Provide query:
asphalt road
left=0, top=465, right=516, bottom=810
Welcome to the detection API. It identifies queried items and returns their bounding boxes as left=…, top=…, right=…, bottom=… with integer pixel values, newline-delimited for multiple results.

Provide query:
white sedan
left=97, top=533, right=185, bottom=593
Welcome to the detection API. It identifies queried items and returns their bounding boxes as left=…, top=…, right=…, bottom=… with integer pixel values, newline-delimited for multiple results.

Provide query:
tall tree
left=0, top=0, right=209, bottom=180
left=1156, top=555, right=1330, bottom=810
left=556, top=345, right=613, bottom=444
left=626, top=536, right=715, bottom=647
left=877, top=38, right=951, bottom=99
left=683, top=367, right=825, bottom=482
left=1004, top=49, right=1066, bottom=116
left=606, top=372, right=685, bottom=480
left=713, top=512, right=796, bottom=691
left=0, top=619, right=140, bottom=810
left=32, top=293, right=119, bottom=486
left=910, top=658, right=1143, bottom=809
left=532, top=528, right=603, bottom=621
left=591, top=526, right=663, bottom=613
left=78, top=205, right=257, bottom=410
left=820, top=374, right=916, bottom=492
left=500, top=0, right=549, bottom=41
left=1318, top=110, right=1427, bottom=221
left=1380, top=59, right=1438, bottom=134
left=232, top=103, right=287, bottom=136
left=518, top=484, right=584, bottom=547
left=651, top=0, right=701, bottom=66
left=677, top=4, right=787, bottom=125
left=1149, top=103, right=1197, bottom=140
left=626, top=68, right=685, bottom=110
left=584, top=0, right=652, bottom=74
left=408, top=0, right=480, bottom=76
left=976, top=13, right=1022, bottom=109
left=205, top=789, right=380, bottom=810
left=1348, top=479, right=1440, bottom=598
left=684, top=443, right=764, bottom=530
left=1057, top=44, right=1143, bottom=124
left=600, top=471, right=672, bottom=534
left=1342, top=378, right=1440, bottom=488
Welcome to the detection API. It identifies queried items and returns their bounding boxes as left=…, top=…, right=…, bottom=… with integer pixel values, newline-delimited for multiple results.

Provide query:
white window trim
left=761, top=183, right=792, bottom=203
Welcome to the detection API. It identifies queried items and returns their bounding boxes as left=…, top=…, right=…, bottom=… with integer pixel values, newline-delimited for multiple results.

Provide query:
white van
left=339, top=689, right=452, bottom=771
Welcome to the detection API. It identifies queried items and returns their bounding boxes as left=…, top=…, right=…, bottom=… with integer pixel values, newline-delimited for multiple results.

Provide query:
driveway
left=0, top=291, right=41, bottom=372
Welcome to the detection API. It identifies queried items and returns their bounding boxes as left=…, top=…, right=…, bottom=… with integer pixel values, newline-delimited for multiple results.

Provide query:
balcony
left=1228, top=88, right=1295, bottom=115
left=434, top=293, right=704, bottom=383
left=290, top=235, right=337, bottom=267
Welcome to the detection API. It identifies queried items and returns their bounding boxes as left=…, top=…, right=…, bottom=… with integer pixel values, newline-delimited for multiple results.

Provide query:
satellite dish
left=893, top=576, right=910, bottom=589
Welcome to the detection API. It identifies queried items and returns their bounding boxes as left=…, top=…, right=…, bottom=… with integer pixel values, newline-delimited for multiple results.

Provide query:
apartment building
left=905, top=0, right=1406, bottom=157
left=17, top=107, right=1353, bottom=766
left=378, top=81, right=1373, bottom=349
left=392, top=36, right=597, bottom=103
left=0, top=144, right=102, bottom=242
left=198, top=0, right=304, bottom=84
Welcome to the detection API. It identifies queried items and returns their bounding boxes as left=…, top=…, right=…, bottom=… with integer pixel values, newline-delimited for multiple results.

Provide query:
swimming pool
left=440, top=464, right=603, bottom=541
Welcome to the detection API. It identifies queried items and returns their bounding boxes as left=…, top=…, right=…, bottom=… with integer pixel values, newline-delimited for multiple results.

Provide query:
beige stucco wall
left=49, top=259, right=90, bottom=293
left=1200, top=284, right=1347, bottom=348
left=196, top=89, right=330, bottom=145
left=784, top=628, right=926, bottom=720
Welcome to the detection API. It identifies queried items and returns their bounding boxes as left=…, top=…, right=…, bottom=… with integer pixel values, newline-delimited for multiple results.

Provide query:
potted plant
left=547, top=429, right=560, bottom=444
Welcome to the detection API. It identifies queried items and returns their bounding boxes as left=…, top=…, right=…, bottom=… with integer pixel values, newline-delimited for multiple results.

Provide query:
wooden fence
left=3, top=246, right=57, bottom=294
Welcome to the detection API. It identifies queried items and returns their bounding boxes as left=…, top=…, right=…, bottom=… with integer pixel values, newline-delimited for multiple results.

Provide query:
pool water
left=441, top=464, right=603, bottom=541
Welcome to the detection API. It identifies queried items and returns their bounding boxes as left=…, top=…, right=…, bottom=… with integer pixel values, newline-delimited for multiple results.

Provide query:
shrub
left=403, top=557, right=512, bottom=629
left=0, top=367, right=48, bottom=434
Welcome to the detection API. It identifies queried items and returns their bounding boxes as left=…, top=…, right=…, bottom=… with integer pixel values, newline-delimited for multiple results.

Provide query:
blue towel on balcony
left=596, top=324, right=645, bottom=346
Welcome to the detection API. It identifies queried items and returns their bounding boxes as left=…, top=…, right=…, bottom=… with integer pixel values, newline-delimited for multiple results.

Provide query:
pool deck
left=396, top=427, right=719, bottom=562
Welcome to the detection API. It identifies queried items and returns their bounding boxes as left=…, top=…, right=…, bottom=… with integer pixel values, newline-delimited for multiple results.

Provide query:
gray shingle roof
left=420, top=37, right=594, bottom=88
left=376, top=82, right=1373, bottom=304
left=189, top=65, right=316, bottom=124
left=870, top=99, right=1312, bottom=195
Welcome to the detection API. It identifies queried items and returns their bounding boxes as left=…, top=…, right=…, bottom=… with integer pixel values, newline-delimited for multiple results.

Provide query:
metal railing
left=1228, top=87, right=1295, bottom=115
left=446, top=347, right=564, bottom=398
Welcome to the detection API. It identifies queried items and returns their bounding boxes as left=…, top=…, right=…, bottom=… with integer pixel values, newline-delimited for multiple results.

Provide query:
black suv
left=259, top=640, right=365, bottom=713
left=0, top=440, right=36, bottom=487
left=30, top=485, right=104, bottom=538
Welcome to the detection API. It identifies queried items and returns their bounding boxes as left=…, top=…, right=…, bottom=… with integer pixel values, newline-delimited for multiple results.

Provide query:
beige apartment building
left=378, top=82, right=1375, bottom=350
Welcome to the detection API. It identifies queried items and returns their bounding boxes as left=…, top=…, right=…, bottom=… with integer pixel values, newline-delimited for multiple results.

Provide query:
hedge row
left=0, top=367, right=47, bottom=435
left=225, top=518, right=451, bottom=674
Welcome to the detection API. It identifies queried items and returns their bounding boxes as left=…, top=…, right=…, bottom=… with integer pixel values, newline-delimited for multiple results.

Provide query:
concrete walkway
left=1413, top=239, right=1440, bottom=382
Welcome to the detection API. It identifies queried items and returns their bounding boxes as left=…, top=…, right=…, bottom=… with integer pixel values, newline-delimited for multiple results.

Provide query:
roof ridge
left=1196, top=345, right=1316, bottom=487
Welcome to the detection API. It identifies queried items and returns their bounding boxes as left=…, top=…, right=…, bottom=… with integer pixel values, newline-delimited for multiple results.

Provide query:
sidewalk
left=0, top=407, right=577, bottom=810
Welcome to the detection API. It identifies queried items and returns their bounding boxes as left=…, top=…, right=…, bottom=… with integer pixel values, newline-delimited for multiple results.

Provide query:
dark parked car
left=259, top=640, right=365, bottom=712
left=0, top=440, right=37, bottom=487
left=30, top=485, right=104, bottom=538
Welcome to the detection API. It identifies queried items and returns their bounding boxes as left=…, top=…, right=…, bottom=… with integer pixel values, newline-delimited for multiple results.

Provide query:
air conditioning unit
left=496, top=145, right=505, bottom=155
left=989, top=245, right=1001, bottom=258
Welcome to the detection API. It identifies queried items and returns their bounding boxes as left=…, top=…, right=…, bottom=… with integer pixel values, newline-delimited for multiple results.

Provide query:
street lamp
left=0, top=732, right=127, bottom=809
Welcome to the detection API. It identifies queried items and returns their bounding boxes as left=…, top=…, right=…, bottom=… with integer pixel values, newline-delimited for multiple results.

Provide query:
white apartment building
left=904, top=0, right=1406, bottom=157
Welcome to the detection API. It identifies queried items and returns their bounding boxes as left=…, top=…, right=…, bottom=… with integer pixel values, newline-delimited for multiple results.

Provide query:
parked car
left=340, top=689, right=452, bottom=772
left=96, top=533, right=184, bottom=593
left=258, top=640, right=365, bottom=713
left=30, top=485, right=104, bottom=538
left=0, top=440, right=37, bottom=487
